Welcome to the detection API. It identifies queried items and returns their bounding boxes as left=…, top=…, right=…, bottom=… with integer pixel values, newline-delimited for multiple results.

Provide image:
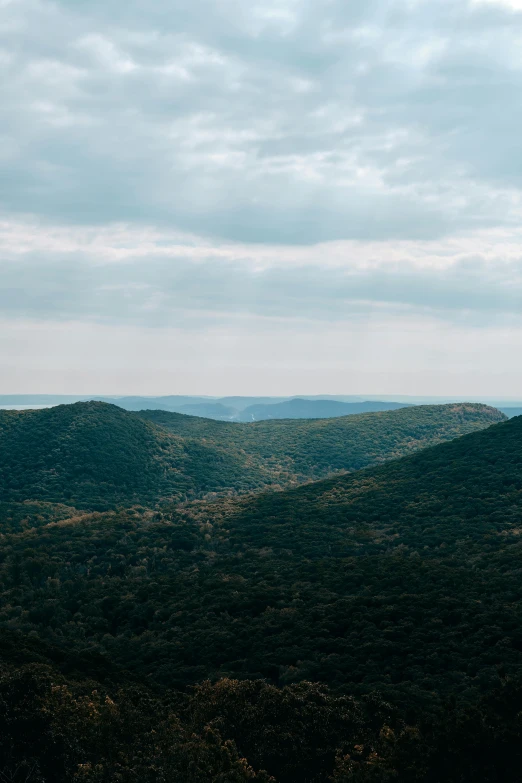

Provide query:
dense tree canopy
left=1, top=404, right=521, bottom=781
left=0, top=401, right=503, bottom=509
left=139, top=401, right=504, bottom=484
left=0, top=414, right=521, bottom=697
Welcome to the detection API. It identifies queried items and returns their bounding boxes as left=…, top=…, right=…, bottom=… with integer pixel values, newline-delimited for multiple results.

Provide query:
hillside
left=139, top=402, right=504, bottom=482
left=0, top=402, right=504, bottom=509
left=2, top=414, right=522, bottom=780
left=0, top=402, right=269, bottom=508
left=0, top=414, right=521, bottom=698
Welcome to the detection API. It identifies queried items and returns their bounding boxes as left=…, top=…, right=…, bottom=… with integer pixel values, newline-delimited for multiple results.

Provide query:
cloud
left=2, top=0, right=522, bottom=244
left=3, top=0, right=522, bottom=395
left=1, top=219, right=522, bottom=328
left=472, top=0, right=522, bottom=10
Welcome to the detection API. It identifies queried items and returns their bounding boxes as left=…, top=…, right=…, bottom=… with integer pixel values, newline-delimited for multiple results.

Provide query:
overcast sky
left=2, top=0, right=522, bottom=395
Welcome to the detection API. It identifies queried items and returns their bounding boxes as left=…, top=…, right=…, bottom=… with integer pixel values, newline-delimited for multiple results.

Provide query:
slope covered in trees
left=7, top=643, right=522, bottom=783
left=2, top=412, right=522, bottom=780
left=139, top=402, right=504, bottom=484
left=0, top=401, right=503, bottom=509
left=0, top=415, right=521, bottom=699
left=0, top=401, right=240, bottom=508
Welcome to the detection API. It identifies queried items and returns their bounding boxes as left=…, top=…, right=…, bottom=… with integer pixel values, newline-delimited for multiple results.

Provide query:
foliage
left=2, top=404, right=521, bottom=781
left=139, top=401, right=504, bottom=485
left=0, top=416, right=521, bottom=706
left=0, top=401, right=503, bottom=509
left=3, top=655, right=522, bottom=782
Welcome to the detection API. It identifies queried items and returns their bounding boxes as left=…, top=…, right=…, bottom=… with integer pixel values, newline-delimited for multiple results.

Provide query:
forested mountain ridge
left=0, top=402, right=194, bottom=508
left=0, top=401, right=504, bottom=509
left=1, top=414, right=521, bottom=697
left=139, top=401, right=505, bottom=483
left=2, top=412, right=522, bottom=780
left=0, top=401, right=286, bottom=507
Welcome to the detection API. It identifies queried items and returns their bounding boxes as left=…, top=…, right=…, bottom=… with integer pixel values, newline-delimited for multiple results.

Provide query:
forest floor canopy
left=1, top=402, right=522, bottom=781
left=0, top=399, right=501, bottom=508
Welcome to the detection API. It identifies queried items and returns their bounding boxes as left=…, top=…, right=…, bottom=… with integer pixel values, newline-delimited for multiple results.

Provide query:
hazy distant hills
left=3, top=394, right=521, bottom=421
left=238, top=397, right=410, bottom=420
left=167, top=397, right=412, bottom=421
left=156, top=397, right=412, bottom=421
left=500, top=407, right=522, bottom=418
left=0, top=394, right=408, bottom=420
left=0, top=401, right=504, bottom=509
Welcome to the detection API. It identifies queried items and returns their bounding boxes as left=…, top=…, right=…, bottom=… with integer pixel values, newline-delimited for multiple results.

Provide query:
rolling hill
left=0, top=410, right=520, bottom=696
left=139, top=402, right=504, bottom=483
left=0, top=401, right=263, bottom=508
left=0, top=401, right=504, bottom=509
left=2, top=410, right=522, bottom=781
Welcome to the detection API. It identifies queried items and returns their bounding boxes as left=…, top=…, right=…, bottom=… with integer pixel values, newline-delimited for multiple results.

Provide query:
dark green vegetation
left=2, top=403, right=522, bottom=781
left=0, top=412, right=520, bottom=697
left=0, top=402, right=191, bottom=509
left=0, top=401, right=503, bottom=509
left=139, top=401, right=504, bottom=484
left=7, top=646, right=522, bottom=783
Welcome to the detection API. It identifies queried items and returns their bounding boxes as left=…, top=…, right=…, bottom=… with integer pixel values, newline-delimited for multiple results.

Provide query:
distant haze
left=1, top=395, right=521, bottom=422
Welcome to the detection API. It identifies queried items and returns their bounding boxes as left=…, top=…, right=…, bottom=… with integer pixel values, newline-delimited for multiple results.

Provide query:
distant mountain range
left=499, top=407, right=522, bottom=418
left=2, top=394, right=522, bottom=421
left=237, top=398, right=411, bottom=420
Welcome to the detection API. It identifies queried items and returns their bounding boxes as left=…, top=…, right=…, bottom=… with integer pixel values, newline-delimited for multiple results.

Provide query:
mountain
left=0, top=401, right=268, bottom=508
left=98, top=396, right=397, bottom=420
left=2, top=410, right=522, bottom=780
left=0, top=401, right=186, bottom=508
left=0, top=402, right=503, bottom=511
left=139, top=402, right=505, bottom=483
left=5, top=394, right=521, bottom=423
left=239, top=397, right=411, bottom=421
left=211, top=396, right=292, bottom=410
left=0, top=403, right=512, bottom=689
left=177, top=402, right=238, bottom=419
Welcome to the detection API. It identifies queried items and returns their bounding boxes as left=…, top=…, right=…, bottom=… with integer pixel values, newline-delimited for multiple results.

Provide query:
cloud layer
left=3, top=0, right=522, bottom=244
left=2, top=0, right=522, bottom=392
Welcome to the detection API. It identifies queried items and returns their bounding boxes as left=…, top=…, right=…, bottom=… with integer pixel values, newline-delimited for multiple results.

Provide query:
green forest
left=1, top=402, right=522, bottom=781
left=0, top=401, right=503, bottom=508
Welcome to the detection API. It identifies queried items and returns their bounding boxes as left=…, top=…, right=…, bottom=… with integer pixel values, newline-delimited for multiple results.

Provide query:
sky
left=2, top=0, right=522, bottom=395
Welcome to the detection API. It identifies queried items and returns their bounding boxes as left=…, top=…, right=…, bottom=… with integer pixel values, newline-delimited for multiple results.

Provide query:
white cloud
left=2, top=218, right=522, bottom=330
left=2, top=0, right=522, bottom=243
left=2, top=0, right=522, bottom=392
left=471, top=0, right=522, bottom=10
